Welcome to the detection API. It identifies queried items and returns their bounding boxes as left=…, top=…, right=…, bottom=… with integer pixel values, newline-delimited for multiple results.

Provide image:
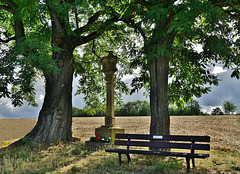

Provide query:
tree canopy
left=0, top=0, right=136, bottom=144
left=0, top=0, right=240, bottom=144
left=223, top=101, right=237, bottom=115
left=211, top=107, right=224, bottom=115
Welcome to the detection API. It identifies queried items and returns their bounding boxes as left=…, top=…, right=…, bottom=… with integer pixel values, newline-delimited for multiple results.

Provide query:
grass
left=1, top=140, right=239, bottom=174
left=0, top=141, right=185, bottom=174
left=0, top=140, right=93, bottom=174
left=57, top=151, right=185, bottom=174
left=1, top=115, right=240, bottom=173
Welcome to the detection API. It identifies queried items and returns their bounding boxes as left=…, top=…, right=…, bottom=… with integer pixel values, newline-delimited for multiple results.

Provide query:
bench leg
left=126, top=153, right=131, bottom=164
left=186, top=158, right=190, bottom=173
left=118, top=153, right=122, bottom=166
left=192, top=158, right=195, bottom=168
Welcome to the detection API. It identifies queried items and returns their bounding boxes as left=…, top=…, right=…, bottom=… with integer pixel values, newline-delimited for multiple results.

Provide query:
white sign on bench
left=153, top=135, right=163, bottom=139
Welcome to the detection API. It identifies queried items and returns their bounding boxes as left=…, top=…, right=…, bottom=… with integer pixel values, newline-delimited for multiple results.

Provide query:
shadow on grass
left=64, top=152, right=198, bottom=174
left=1, top=140, right=231, bottom=174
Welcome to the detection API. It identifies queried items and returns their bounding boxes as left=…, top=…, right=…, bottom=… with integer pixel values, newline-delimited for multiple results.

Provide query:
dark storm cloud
left=197, top=67, right=240, bottom=112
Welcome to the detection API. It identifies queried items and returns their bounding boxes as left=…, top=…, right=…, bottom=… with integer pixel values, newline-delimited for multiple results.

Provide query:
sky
left=0, top=65, right=239, bottom=119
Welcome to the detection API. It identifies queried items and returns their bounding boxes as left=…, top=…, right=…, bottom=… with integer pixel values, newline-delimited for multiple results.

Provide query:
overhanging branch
left=0, top=0, right=25, bottom=45
left=210, top=0, right=240, bottom=7
left=135, top=0, right=153, bottom=8
left=224, top=10, right=240, bottom=19
left=72, top=2, right=147, bottom=47
left=106, top=5, right=147, bottom=40
left=72, top=16, right=119, bottom=47
left=0, top=4, right=13, bottom=12
left=73, top=10, right=104, bottom=35
left=0, top=0, right=17, bottom=11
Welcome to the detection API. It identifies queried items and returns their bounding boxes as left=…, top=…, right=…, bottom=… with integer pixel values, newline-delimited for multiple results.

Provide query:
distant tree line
left=211, top=101, right=238, bottom=115
left=73, top=100, right=239, bottom=117
left=73, top=99, right=204, bottom=117
left=72, top=100, right=151, bottom=117
left=169, top=99, right=202, bottom=116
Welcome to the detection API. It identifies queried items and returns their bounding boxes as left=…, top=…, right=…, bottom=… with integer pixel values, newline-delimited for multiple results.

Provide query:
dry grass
left=0, top=115, right=240, bottom=173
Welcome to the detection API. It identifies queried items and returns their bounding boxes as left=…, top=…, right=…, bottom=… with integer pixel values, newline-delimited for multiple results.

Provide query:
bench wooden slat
left=106, top=134, right=210, bottom=173
left=106, top=148, right=210, bottom=159
left=115, top=140, right=210, bottom=150
left=115, top=134, right=210, bottom=142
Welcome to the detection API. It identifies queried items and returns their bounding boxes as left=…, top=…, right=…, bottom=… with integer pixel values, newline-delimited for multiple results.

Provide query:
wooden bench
left=105, top=134, right=210, bottom=172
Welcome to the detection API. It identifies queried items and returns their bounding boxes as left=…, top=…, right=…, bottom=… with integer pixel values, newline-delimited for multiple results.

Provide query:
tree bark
left=149, top=25, right=175, bottom=136
left=149, top=53, right=170, bottom=136
left=25, top=46, right=74, bottom=144
left=18, top=2, right=75, bottom=144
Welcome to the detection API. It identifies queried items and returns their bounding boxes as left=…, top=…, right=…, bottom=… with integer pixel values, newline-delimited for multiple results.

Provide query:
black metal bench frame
left=105, top=134, right=210, bottom=172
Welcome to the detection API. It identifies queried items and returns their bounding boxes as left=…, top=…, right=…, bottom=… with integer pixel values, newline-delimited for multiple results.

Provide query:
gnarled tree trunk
left=25, top=47, right=74, bottom=143
left=20, top=2, right=76, bottom=144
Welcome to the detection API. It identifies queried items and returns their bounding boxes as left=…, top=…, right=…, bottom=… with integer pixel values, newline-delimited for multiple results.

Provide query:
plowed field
left=1, top=116, right=240, bottom=154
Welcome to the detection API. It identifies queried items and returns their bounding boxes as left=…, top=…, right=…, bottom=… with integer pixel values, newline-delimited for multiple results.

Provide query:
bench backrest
left=115, top=134, right=210, bottom=152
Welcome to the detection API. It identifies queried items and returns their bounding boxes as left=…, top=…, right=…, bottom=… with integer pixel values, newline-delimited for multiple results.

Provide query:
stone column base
left=95, top=126, right=125, bottom=143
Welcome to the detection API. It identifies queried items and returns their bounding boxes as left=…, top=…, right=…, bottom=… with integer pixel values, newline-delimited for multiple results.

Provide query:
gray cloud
left=121, top=77, right=149, bottom=103
left=0, top=77, right=87, bottom=118
left=72, top=77, right=85, bottom=109
left=197, top=68, right=240, bottom=113
left=0, top=98, right=40, bottom=118
left=0, top=78, right=45, bottom=119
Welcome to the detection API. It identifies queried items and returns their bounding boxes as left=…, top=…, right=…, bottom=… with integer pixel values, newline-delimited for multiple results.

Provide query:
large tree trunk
left=19, top=2, right=76, bottom=144
left=24, top=45, right=74, bottom=144
left=149, top=53, right=170, bottom=136
left=149, top=25, right=175, bottom=135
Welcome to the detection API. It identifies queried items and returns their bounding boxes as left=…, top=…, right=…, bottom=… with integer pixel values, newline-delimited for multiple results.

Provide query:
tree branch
left=46, top=0, right=65, bottom=32
left=135, top=0, right=153, bottom=8
left=72, top=16, right=119, bottom=47
left=73, top=10, right=104, bottom=35
left=224, top=10, right=240, bottom=19
left=0, top=0, right=25, bottom=45
left=210, top=0, right=240, bottom=7
left=0, top=4, right=13, bottom=12
left=74, top=8, right=79, bottom=29
left=72, top=2, right=148, bottom=47
left=48, top=8, right=63, bottom=32
left=0, top=0, right=17, bottom=11
left=107, top=5, right=147, bottom=40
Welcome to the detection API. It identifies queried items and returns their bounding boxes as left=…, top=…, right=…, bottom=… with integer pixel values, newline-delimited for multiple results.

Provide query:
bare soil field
left=72, top=116, right=240, bottom=153
left=0, top=118, right=37, bottom=146
left=1, top=115, right=240, bottom=153
left=0, top=115, right=239, bottom=173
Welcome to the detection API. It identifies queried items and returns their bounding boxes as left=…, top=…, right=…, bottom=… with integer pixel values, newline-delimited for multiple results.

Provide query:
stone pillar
left=101, top=52, right=117, bottom=127
left=95, top=51, right=125, bottom=143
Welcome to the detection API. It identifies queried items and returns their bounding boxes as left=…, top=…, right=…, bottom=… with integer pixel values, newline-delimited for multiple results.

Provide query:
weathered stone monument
left=95, top=51, right=125, bottom=143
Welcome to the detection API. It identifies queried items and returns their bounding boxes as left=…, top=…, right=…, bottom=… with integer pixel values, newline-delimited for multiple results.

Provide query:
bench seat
left=105, top=133, right=210, bottom=172
left=106, top=148, right=210, bottom=158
